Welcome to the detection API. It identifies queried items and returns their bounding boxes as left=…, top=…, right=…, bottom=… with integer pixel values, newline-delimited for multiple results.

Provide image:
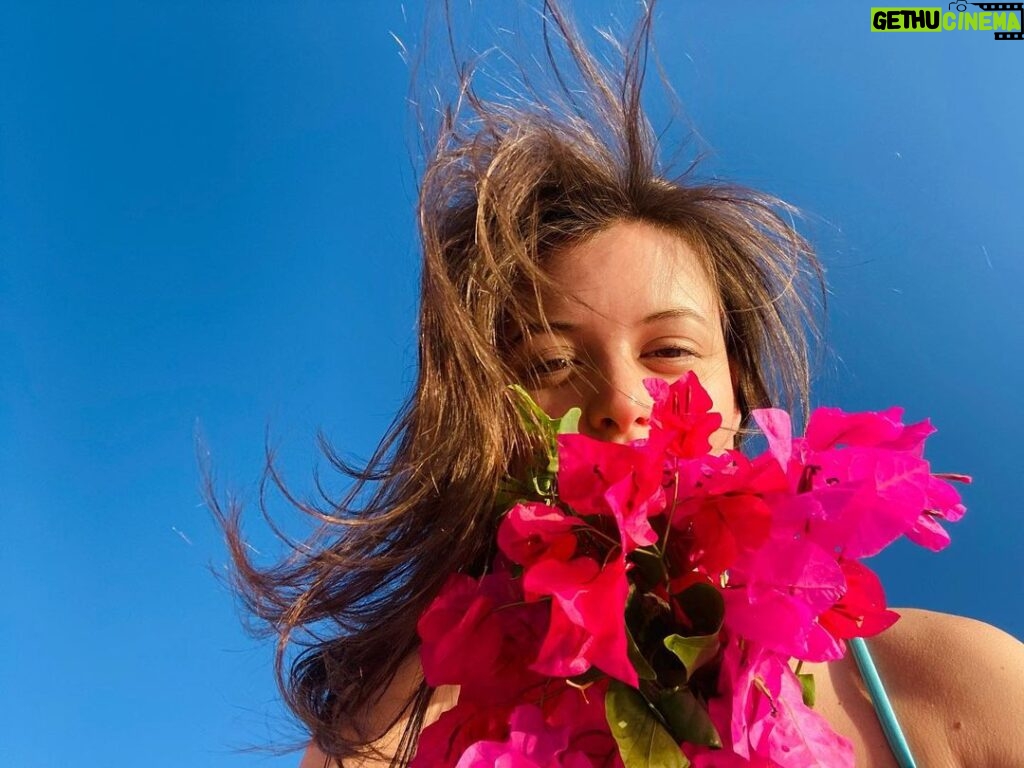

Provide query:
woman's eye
left=530, top=356, right=576, bottom=376
left=644, top=346, right=695, bottom=360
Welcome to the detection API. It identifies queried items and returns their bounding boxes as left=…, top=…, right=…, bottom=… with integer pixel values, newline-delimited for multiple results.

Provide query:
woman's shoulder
left=803, top=608, right=1023, bottom=766
left=299, top=652, right=459, bottom=768
left=870, top=608, right=1023, bottom=704
left=861, top=608, right=1024, bottom=767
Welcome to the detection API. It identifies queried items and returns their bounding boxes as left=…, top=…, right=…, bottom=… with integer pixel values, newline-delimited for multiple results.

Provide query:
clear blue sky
left=2, top=2, right=1021, bottom=766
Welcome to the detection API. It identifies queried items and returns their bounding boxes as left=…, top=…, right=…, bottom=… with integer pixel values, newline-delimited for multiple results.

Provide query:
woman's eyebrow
left=641, top=307, right=709, bottom=326
left=512, top=308, right=707, bottom=345
left=507, top=320, right=576, bottom=347
left=534, top=320, right=577, bottom=333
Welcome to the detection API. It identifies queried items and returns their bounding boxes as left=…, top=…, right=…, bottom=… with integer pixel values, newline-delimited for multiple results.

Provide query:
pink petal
left=746, top=539, right=846, bottom=616
left=768, top=665, right=855, bottom=766
left=497, top=502, right=580, bottom=566
left=905, top=511, right=952, bottom=551
left=752, top=408, right=793, bottom=470
left=805, top=407, right=904, bottom=451
left=529, top=601, right=592, bottom=678
left=524, top=556, right=636, bottom=686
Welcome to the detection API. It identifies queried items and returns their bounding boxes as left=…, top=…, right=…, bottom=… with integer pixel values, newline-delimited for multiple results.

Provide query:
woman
left=217, top=3, right=1024, bottom=766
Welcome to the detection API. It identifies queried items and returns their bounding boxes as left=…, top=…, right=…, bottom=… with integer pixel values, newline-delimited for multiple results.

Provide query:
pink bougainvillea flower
left=602, top=463, right=665, bottom=553
left=544, top=679, right=623, bottom=768
left=447, top=685, right=624, bottom=768
left=906, top=510, right=954, bottom=551
left=557, top=433, right=663, bottom=554
left=766, top=492, right=829, bottom=540
left=671, top=443, right=788, bottom=506
left=523, top=554, right=636, bottom=686
left=819, top=559, right=899, bottom=640
left=723, top=539, right=845, bottom=662
left=498, top=502, right=582, bottom=567
left=415, top=372, right=965, bottom=768
left=694, top=639, right=853, bottom=768
left=687, top=638, right=781, bottom=764
left=724, top=585, right=843, bottom=663
left=880, top=415, right=938, bottom=455
left=751, top=407, right=793, bottom=471
left=687, top=746, right=774, bottom=768
left=411, top=702, right=513, bottom=768
left=783, top=405, right=969, bottom=559
left=453, top=704, right=568, bottom=768
left=804, top=406, right=920, bottom=453
left=418, top=571, right=549, bottom=704
left=905, top=472, right=969, bottom=551
left=646, top=373, right=723, bottom=459
left=795, top=448, right=931, bottom=559
left=744, top=538, right=846, bottom=617
left=675, top=494, right=772, bottom=578
left=731, top=642, right=785, bottom=760
left=526, top=600, right=593, bottom=679
left=767, top=657, right=855, bottom=767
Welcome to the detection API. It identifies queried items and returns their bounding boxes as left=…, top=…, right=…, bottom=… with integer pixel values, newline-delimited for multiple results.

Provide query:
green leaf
left=626, top=625, right=657, bottom=681
left=555, top=406, right=581, bottom=436
left=655, top=687, right=722, bottom=748
left=605, top=681, right=689, bottom=768
left=798, top=672, right=816, bottom=707
left=663, top=633, right=720, bottom=681
left=508, top=384, right=581, bottom=439
left=674, top=583, right=725, bottom=636
left=507, top=384, right=580, bottom=478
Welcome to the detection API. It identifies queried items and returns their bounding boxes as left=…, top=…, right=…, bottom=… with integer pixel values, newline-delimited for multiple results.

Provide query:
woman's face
left=517, top=220, right=741, bottom=452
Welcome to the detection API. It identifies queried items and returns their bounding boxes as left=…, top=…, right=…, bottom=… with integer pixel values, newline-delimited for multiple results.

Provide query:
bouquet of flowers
left=412, top=373, right=967, bottom=767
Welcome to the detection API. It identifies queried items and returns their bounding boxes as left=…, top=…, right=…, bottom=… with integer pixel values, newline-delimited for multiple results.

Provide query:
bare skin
left=808, top=609, right=1024, bottom=767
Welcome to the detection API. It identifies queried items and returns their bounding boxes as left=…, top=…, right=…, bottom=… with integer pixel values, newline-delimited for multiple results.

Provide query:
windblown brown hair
left=211, top=2, right=825, bottom=766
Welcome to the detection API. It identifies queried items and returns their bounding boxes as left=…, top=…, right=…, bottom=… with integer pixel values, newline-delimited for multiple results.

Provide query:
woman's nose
left=582, top=364, right=654, bottom=444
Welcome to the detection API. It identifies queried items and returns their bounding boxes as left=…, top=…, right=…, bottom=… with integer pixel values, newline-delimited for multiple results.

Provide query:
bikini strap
left=849, top=636, right=918, bottom=768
